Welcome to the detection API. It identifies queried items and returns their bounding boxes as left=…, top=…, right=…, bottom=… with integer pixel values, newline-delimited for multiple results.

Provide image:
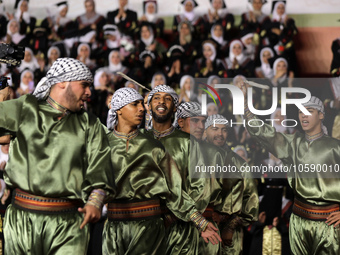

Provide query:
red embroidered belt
left=12, top=189, right=82, bottom=214
left=107, top=198, right=162, bottom=221
left=293, top=197, right=340, bottom=221
left=202, top=204, right=214, bottom=218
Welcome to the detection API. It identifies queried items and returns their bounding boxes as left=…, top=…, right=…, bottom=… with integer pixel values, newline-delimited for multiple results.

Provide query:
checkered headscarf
left=33, top=58, right=93, bottom=100
left=205, top=114, right=229, bottom=130
left=146, top=85, right=179, bottom=129
left=302, top=96, right=328, bottom=135
left=147, top=85, right=179, bottom=108
left=176, top=102, right=202, bottom=119
left=107, top=88, right=143, bottom=131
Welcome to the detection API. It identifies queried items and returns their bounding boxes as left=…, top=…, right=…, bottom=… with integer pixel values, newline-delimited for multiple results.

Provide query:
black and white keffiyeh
left=107, top=88, right=143, bottom=131
left=147, top=85, right=179, bottom=108
left=176, top=102, right=202, bottom=119
left=33, top=58, right=93, bottom=100
left=302, top=96, right=328, bottom=135
left=146, top=85, right=179, bottom=129
left=205, top=114, right=229, bottom=130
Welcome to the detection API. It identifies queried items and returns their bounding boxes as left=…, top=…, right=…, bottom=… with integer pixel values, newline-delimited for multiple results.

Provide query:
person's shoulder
left=172, top=128, right=191, bottom=139
left=322, top=135, right=340, bottom=146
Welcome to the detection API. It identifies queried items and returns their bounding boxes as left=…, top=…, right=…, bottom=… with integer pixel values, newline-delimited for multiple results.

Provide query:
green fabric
left=0, top=95, right=115, bottom=201
left=221, top=227, right=243, bottom=255
left=246, top=115, right=340, bottom=205
left=289, top=214, right=340, bottom=255
left=246, top=115, right=340, bottom=254
left=4, top=205, right=89, bottom=255
left=106, top=130, right=197, bottom=220
left=103, top=218, right=166, bottom=255
left=103, top=130, right=200, bottom=255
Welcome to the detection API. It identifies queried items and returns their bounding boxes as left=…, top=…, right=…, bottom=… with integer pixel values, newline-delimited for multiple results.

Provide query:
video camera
left=0, top=43, right=25, bottom=90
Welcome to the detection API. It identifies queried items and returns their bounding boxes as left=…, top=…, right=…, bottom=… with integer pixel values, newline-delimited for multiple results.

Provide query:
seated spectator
left=271, top=57, right=293, bottom=88
left=46, top=46, right=61, bottom=69
left=192, top=40, right=226, bottom=78
left=165, top=45, right=186, bottom=88
left=209, top=22, right=228, bottom=58
left=139, top=0, right=164, bottom=38
left=41, top=1, right=73, bottom=41
left=203, top=0, right=235, bottom=40
left=125, top=80, right=139, bottom=92
left=14, top=0, right=36, bottom=37
left=171, top=20, right=199, bottom=69
left=105, top=50, right=130, bottom=89
left=265, top=1, right=298, bottom=72
left=5, top=19, right=26, bottom=46
left=75, top=0, right=106, bottom=41
left=16, top=69, right=35, bottom=97
left=76, top=43, right=97, bottom=71
left=207, top=102, right=219, bottom=116
left=178, top=74, right=197, bottom=103
left=107, top=0, right=138, bottom=38
left=240, top=0, right=270, bottom=45
left=150, top=71, right=166, bottom=89
left=172, top=0, right=205, bottom=40
left=223, top=39, right=255, bottom=78
left=18, top=47, right=39, bottom=73
left=255, top=46, right=275, bottom=79
left=240, top=28, right=256, bottom=60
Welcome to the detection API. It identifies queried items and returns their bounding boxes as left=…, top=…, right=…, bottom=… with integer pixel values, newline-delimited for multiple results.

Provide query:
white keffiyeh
left=107, top=88, right=143, bottom=130
left=205, top=114, right=228, bottom=130
left=33, top=58, right=93, bottom=100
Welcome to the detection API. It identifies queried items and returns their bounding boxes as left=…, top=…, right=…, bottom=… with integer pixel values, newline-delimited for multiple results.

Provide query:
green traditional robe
left=103, top=128, right=200, bottom=255
left=0, top=95, right=115, bottom=255
left=143, top=127, right=222, bottom=255
left=245, top=113, right=340, bottom=255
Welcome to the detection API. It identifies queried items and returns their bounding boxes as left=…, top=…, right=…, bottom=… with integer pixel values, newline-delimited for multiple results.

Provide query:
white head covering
left=260, top=47, right=275, bottom=79
left=183, top=0, right=196, bottom=21
left=6, top=19, right=25, bottom=45
left=125, top=81, right=139, bottom=91
left=104, top=24, right=121, bottom=49
left=272, top=1, right=287, bottom=23
left=210, top=24, right=225, bottom=45
left=151, top=72, right=166, bottom=89
left=33, top=58, right=93, bottom=100
left=107, top=88, right=143, bottom=130
left=145, top=1, right=157, bottom=22
left=19, top=69, right=35, bottom=93
left=203, top=41, right=217, bottom=61
left=229, top=40, right=244, bottom=63
left=273, top=57, right=288, bottom=78
left=93, top=68, right=106, bottom=88
left=15, top=0, right=31, bottom=24
left=141, top=25, right=154, bottom=47
left=233, top=145, right=248, bottom=159
left=18, top=48, right=40, bottom=73
left=108, top=50, right=122, bottom=73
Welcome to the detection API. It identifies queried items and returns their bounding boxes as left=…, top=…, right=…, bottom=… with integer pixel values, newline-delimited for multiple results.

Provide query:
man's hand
left=201, top=222, right=222, bottom=245
left=78, top=204, right=101, bottom=229
left=0, top=87, right=10, bottom=102
left=326, top=211, right=340, bottom=227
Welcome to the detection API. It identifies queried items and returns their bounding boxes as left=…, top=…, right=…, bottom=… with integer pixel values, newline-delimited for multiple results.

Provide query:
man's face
left=150, top=92, right=175, bottom=123
left=205, top=124, right=228, bottom=147
left=118, top=100, right=145, bottom=128
left=64, top=80, right=92, bottom=112
left=299, top=107, right=323, bottom=136
left=179, top=116, right=206, bottom=140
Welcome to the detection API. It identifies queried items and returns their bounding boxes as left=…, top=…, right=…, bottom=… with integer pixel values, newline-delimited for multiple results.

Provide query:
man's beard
left=152, top=110, right=173, bottom=123
left=65, top=84, right=78, bottom=112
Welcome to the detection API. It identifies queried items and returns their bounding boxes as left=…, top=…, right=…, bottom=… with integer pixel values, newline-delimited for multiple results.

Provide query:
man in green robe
left=176, top=102, right=246, bottom=255
left=204, top=114, right=259, bottom=255
left=237, top=81, right=340, bottom=255
left=102, top=88, right=221, bottom=255
left=0, top=58, right=115, bottom=255
left=145, top=85, right=221, bottom=255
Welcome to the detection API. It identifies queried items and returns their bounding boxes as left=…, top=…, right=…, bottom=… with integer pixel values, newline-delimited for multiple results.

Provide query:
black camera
left=0, top=43, right=25, bottom=67
left=0, top=76, right=9, bottom=90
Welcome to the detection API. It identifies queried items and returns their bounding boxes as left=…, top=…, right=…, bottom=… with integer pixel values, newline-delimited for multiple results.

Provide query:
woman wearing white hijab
left=255, top=47, right=275, bottom=79
left=139, top=0, right=164, bottom=38
left=224, top=39, right=255, bottom=78
left=105, top=50, right=129, bottom=89
left=14, top=0, right=36, bottom=35
left=179, top=75, right=197, bottom=103
left=5, top=19, right=26, bottom=45
left=16, top=69, right=35, bottom=97
left=18, top=48, right=40, bottom=73
left=193, top=40, right=225, bottom=78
